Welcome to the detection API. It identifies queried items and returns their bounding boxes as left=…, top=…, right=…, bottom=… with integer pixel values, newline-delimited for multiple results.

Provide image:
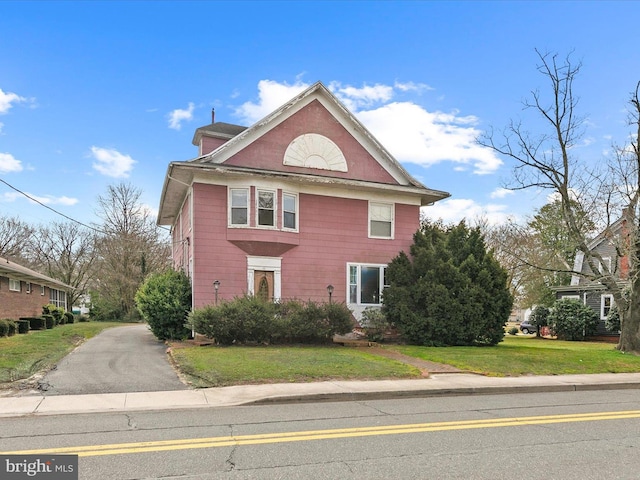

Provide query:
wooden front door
left=254, top=271, right=274, bottom=302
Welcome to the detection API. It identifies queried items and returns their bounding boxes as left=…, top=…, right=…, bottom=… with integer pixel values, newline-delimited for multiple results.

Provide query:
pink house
left=157, top=82, right=449, bottom=319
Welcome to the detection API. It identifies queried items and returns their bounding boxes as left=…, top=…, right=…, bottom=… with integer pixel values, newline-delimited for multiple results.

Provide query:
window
left=230, top=189, right=249, bottom=226
left=50, top=289, right=66, bottom=309
left=257, top=190, right=276, bottom=227
left=9, top=279, right=20, bottom=292
left=369, top=202, right=394, bottom=238
left=601, top=294, right=614, bottom=320
left=41, top=285, right=45, bottom=296
left=26, top=282, right=31, bottom=294
left=598, top=257, right=612, bottom=274
left=283, top=193, right=297, bottom=230
left=348, top=264, right=389, bottom=305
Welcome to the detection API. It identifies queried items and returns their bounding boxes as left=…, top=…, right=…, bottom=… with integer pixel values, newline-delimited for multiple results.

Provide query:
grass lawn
left=389, top=335, right=640, bottom=376
left=170, top=345, right=422, bottom=387
left=0, top=322, right=126, bottom=384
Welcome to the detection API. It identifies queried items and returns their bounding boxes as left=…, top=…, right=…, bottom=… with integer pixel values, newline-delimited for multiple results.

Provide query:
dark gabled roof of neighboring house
left=0, top=256, right=73, bottom=290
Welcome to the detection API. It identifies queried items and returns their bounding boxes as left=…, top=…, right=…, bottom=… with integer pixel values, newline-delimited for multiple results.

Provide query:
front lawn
left=0, top=322, right=126, bottom=384
left=389, top=336, right=640, bottom=376
left=170, top=345, right=422, bottom=387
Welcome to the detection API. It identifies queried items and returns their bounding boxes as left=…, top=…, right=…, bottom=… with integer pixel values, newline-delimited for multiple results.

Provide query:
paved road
left=38, top=324, right=187, bottom=395
left=4, top=390, right=640, bottom=479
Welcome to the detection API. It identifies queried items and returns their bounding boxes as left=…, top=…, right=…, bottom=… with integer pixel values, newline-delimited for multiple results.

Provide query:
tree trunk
left=618, top=280, right=640, bottom=351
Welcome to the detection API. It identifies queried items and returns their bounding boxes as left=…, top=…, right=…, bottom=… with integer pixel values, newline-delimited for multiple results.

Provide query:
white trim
left=228, top=187, right=250, bottom=226
left=282, top=191, right=298, bottom=231
left=368, top=201, right=394, bottom=239
left=256, top=188, right=277, bottom=229
left=247, top=256, right=282, bottom=301
left=9, top=278, right=20, bottom=292
left=601, top=294, right=614, bottom=320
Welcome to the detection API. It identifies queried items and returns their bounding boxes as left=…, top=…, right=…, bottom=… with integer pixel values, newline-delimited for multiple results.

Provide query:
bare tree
left=92, top=182, right=170, bottom=321
left=30, top=221, right=97, bottom=308
left=0, top=215, right=34, bottom=261
left=479, top=50, right=640, bottom=352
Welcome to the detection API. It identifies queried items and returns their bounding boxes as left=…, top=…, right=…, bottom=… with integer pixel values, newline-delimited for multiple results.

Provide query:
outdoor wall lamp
left=213, top=280, right=220, bottom=305
left=326, top=284, right=334, bottom=304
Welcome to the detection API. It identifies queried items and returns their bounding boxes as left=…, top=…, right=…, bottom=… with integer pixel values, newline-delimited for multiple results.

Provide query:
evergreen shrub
left=549, top=298, right=599, bottom=341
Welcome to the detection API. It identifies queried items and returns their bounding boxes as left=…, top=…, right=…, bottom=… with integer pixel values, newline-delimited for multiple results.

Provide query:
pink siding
left=201, top=136, right=228, bottom=156
left=189, top=182, right=419, bottom=308
left=223, top=100, right=399, bottom=185
left=171, top=192, right=193, bottom=276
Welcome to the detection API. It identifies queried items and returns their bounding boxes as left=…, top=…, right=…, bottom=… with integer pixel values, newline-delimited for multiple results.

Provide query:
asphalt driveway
left=38, top=324, right=187, bottom=396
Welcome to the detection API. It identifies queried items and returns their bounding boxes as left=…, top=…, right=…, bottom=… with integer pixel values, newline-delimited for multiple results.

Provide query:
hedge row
left=189, top=296, right=354, bottom=345
left=0, top=306, right=83, bottom=338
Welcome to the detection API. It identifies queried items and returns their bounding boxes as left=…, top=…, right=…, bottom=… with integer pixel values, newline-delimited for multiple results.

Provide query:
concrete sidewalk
left=3, top=372, right=640, bottom=418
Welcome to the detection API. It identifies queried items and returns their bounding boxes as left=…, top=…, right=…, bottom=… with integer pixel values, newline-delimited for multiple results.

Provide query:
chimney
left=211, top=108, right=215, bottom=124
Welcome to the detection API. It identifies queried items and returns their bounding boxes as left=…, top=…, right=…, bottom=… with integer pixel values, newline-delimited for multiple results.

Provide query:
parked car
left=519, top=320, right=537, bottom=334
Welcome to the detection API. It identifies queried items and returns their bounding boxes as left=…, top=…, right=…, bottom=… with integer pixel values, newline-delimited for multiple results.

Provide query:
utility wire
left=0, top=176, right=172, bottom=237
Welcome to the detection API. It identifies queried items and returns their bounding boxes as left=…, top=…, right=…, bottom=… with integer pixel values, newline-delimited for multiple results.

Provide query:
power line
left=0, top=176, right=171, bottom=237
left=0, top=176, right=107, bottom=234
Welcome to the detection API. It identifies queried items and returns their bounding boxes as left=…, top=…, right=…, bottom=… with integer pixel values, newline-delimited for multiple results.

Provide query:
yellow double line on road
left=4, top=410, right=640, bottom=457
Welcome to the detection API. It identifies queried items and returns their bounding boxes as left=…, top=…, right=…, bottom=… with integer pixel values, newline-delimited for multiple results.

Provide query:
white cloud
left=394, top=81, right=433, bottom=93
left=422, top=198, right=514, bottom=226
left=490, top=188, right=514, bottom=199
left=329, top=82, right=395, bottom=110
left=1, top=191, right=78, bottom=206
left=0, top=88, right=27, bottom=115
left=168, top=102, right=195, bottom=130
left=0, top=152, right=23, bottom=173
left=236, top=80, right=310, bottom=124
left=236, top=79, right=502, bottom=175
left=90, top=146, right=136, bottom=178
left=356, top=102, right=502, bottom=175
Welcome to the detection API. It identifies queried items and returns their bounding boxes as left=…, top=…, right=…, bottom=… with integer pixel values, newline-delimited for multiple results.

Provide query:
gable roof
left=158, top=81, right=450, bottom=225
left=0, top=256, right=73, bottom=290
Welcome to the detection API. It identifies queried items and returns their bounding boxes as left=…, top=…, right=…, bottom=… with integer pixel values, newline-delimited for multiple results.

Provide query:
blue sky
left=1, top=1, right=639, bottom=229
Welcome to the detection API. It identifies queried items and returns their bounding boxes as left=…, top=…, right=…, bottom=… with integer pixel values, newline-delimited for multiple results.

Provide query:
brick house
left=0, top=256, right=71, bottom=319
left=157, top=81, right=449, bottom=319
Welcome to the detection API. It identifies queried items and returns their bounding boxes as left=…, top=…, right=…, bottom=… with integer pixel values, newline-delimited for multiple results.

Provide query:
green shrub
left=383, top=221, right=512, bottom=347
left=508, top=326, right=519, bottom=335
left=0, top=319, right=9, bottom=337
left=190, top=297, right=354, bottom=345
left=529, top=305, right=550, bottom=337
left=135, top=269, right=192, bottom=341
left=549, top=298, right=599, bottom=341
left=605, top=304, right=621, bottom=333
left=43, top=304, right=65, bottom=325
left=43, top=314, right=54, bottom=329
left=21, top=317, right=45, bottom=330
left=76, top=314, right=90, bottom=323
left=5, top=319, right=17, bottom=336
left=16, top=319, right=30, bottom=334
left=361, top=307, right=390, bottom=342
left=64, top=312, right=75, bottom=324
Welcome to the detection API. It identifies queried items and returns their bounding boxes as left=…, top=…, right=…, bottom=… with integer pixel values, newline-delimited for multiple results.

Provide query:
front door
left=254, top=270, right=274, bottom=302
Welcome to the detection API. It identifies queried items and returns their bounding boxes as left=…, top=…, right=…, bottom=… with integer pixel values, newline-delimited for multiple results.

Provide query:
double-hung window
left=601, top=294, right=614, bottom=320
left=257, top=189, right=276, bottom=227
left=282, top=193, right=297, bottom=230
left=369, top=202, right=394, bottom=238
left=9, top=279, right=20, bottom=292
left=348, top=264, right=389, bottom=306
left=230, top=188, right=249, bottom=226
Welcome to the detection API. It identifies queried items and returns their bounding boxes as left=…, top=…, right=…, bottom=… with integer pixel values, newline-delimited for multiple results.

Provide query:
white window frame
left=282, top=192, right=298, bottom=231
left=228, top=188, right=249, bottom=227
left=41, top=285, right=46, bottom=296
left=347, top=263, right=389, bottom=307
left=601, top=294, right=614, bottom=320
left=9, top=278, right=20, bottom=292
left=368, top=202, right=394, bottom=239
left=26, top=282, right=31, bottom=294
left=598, top=257, right=612, bottom=274
left=256, top=189, right=277, bottom=228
